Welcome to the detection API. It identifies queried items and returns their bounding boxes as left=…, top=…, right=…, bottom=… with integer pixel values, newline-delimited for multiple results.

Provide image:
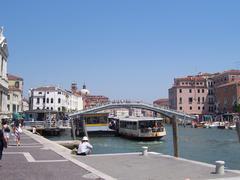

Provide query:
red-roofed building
left=153, top=98, right=169, bottom=108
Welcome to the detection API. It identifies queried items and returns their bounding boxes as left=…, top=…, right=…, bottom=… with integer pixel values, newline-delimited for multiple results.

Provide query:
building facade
left=7, top=74, right=24, bottom=114
left=0, top=27, right=9, bottom=119
left=29, top=86, right=83, bottom=112
left=169, top=70, right=240, bottom=115
left=215, top=81, right=240, bottom=113
left=22, top=98, right=29, bottom=112
left=70, top=83, right=109, bottom=109
left=83, top=95, right=109, bottom=109
left=168, top=73, right=214, bottom=115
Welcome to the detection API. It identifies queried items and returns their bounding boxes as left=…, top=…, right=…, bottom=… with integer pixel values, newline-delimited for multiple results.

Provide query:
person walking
left=14, top=125, right=21, bottom=146
left=3, top=123, right=10, bottom=143
left=0, top=128, right=7, bottom=161
left=77, top=136, right=93, bottom=156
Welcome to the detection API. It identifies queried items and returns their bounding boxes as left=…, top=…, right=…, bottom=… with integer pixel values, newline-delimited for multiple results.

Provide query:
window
left=47, top=98, right=49, bottom=103
left=43, top=98, right=45, bottom=103
left=38, top=92, right=42, bottom=94
left=189, top=89, right=192, bottom=93
left=202, top=97, right=205, bottom=103
left=58, top=98, right=61, bottom=104
left=51, top=98, right=53, bottom=103
left=58, top=107, right=61, bottom=111
left=202, top=89, right=204, bottom=93
left=198, top=97, right=200, bottom=103
left=189, top=97, right=193, bottom=104
left=15, top=81, right=19, bottom=88
left=202, top=106, right=205, bottom=110
left=179, top=106, right=182, bottom=110
left=37, top=98, right=40, bottom=104
left=47, top=92, right=49, bottom=94
left=179, top=89, right=182, bottom=93
left=7, top=95, right=10, bottom=100
left=197, top=89, right=200, bottom=93
left=51, top=107, right=53, bottom=110
left=7, top=104, right=10, bottom=111
left=190, top=106, right=192, bottom=110
left=198, top=106, right=200, bottom=110
left=179, top=97, right=182, bottom=104
left=58, top=92, right=61, bottom=94
left=46, top=107, right=49, bottom=110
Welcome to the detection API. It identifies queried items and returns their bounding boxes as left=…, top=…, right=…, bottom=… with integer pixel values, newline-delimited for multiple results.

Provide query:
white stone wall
left=31, top=87, right=83, bottom=112
left=0, top=33, right=9, bottom=118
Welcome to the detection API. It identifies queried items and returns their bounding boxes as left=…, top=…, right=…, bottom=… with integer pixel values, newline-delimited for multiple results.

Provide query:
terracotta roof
left=175, top=76, right=205, bottom=81
left=7, top=74, right=23, bottom=81
left=216, top=80, right=240, bottom=88
left=33, top=86, right=57, bottom=91
left=222, top=69, right=240, bottom=74
left=153, top=99, right=169, bottom=104
left=214, top=69, right=240, bottom=77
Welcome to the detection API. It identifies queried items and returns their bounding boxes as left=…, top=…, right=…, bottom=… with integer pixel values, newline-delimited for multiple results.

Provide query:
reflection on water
left=45, top=125, right=240, bottom=170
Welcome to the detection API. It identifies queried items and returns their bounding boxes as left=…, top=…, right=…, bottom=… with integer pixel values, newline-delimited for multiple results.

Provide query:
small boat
left=209, top=121, right=220, bottom=128
left=217, top=122, right=226, bottom=129
left=114, top=117, right=166, bottom=141
left=229, top=124, right=236, bottom=130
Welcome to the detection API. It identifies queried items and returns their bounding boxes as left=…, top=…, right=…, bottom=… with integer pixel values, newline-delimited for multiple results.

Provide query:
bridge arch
left=69, top=102, right=196, bottom=120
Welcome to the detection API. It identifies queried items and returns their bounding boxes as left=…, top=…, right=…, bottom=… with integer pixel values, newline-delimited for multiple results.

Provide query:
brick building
left=153, top=98, right=169, bottom=108
left=215, top=81, right=240, bottom=113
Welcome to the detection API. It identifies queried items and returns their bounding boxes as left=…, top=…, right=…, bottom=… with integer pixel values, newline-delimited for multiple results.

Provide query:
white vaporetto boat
left=112, top=117, right=166, bottom=141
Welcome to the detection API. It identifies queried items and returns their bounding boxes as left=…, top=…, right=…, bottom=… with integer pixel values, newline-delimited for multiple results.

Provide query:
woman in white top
left=77, top=136, right=93, bottom=156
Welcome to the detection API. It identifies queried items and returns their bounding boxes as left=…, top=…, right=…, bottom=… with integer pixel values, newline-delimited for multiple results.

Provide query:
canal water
left=46, top=125, right=240, bottom=170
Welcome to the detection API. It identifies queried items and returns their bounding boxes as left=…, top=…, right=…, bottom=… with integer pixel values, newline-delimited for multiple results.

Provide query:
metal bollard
left=142, top=146, right=148, bottom=156
left=215, top=161, right=225, bottom=175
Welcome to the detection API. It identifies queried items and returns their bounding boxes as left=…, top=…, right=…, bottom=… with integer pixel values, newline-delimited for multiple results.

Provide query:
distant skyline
left=1, top=0, right=240, bottom=102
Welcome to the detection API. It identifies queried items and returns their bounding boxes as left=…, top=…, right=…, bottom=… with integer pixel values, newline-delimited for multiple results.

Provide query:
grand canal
left=46, top=125, right=240, bottom=170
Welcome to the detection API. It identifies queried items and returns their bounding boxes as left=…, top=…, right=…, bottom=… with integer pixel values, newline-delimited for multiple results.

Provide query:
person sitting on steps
left=77, top=136, right=93, bottom=156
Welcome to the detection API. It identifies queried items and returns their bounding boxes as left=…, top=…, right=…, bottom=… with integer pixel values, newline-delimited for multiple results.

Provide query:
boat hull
left=118, top=133, right=165, bottom=141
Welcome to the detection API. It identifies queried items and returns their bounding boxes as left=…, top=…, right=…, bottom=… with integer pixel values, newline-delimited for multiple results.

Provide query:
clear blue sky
left=1, top=0, right=240, bottom=102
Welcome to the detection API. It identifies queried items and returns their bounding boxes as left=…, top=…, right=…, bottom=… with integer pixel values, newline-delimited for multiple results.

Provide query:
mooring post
left=172, top=115, right=179, bottom=157
left=70, top=118, right=76, bottom=140
left=83, top=117, right=89, bottom=139
left=236, top=120, right=240, bottom=143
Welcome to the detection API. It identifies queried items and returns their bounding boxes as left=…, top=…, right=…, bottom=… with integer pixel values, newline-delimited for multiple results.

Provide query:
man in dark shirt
left=0, top=129, right=7, bottom=160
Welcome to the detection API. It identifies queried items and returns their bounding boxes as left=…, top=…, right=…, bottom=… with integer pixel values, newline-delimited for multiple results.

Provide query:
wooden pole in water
left=83, top=117, right=89, bottom=139
left=236, top=120, right=240, bottom=143
left=70, top=118, right=76, bottom=140
left=172, top=115, right=179, bottom=157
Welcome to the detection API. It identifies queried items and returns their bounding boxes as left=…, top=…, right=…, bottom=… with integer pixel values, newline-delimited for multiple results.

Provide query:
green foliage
left=234, top=103, right=240, bottom=112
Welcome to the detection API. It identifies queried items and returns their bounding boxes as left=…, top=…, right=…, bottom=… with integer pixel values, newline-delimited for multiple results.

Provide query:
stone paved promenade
left=1, top=129, right=240, bottom=180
